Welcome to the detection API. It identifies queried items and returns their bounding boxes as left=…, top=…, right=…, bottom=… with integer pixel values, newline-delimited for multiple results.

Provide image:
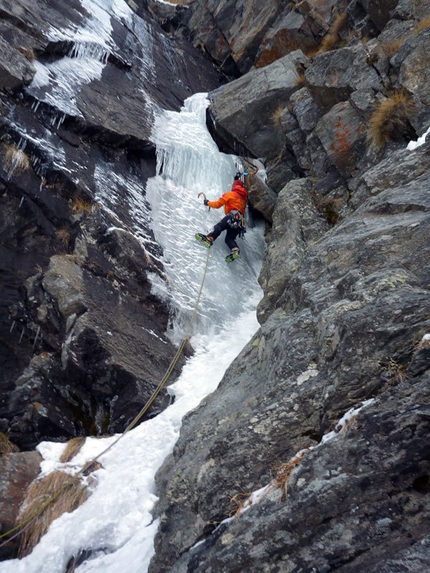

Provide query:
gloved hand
left=203, top=198, right=209, bottom=206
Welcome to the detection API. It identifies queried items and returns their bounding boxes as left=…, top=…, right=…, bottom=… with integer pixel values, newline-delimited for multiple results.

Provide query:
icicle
left=32, top=325, right=41, bottom=350
left=9, top=320, right=15, bottom=333
left=19, top=327, right=25, bottom=344
left=19, top=196, right=24, bottom=208
left=69, top=41, right=110, bottom=64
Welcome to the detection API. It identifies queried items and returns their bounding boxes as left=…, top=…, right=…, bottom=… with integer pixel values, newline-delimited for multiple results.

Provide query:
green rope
left=0, top=248, right=211, bottom=547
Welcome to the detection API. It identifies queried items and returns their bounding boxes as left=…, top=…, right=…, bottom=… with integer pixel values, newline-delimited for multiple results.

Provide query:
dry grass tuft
left=18, top=46, right=37, bottom=62
left=415, top=15, right=430, bottom=33
left=17, top=471, right=89, bottom=557
left=71, top=197, right=93, bottom=215
left=271, top=105, right=286, bottom=127
left=319, top=196, right=343, bottom=225
left=316, top=12, right=348, bottom=55
left=163, top=0, right=193, bottom=4
left=416, top=336, right=430, bottom=350
left=229, top=490, right=252, bottom=517
left=56, top=228, right=71, bottom=248
left=0, top=432, right=19, bottom=455
left=368, top=91, right=416, bottom=149
left=379, top=357, right=409, bottom=391
left=312, top=191, right=343, bottom=226
left=382, top=37, right=408, bottom=58
left=295, top=69, right=306, bottom=88
left=60, top=437, right=86, bottom=463
left=4, top=143, right=31, bottom=178
left=274, top=449, right=308, bottom=500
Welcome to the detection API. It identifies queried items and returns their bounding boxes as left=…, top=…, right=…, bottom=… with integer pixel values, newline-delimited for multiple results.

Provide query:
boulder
left=305, top=44, right=382, bottom=114
left=207, top=51, right=308, bottom=160
left=397, top=26, right=430, bottom=125
left=315, top=100, right=368, bottom=177
left=358, top=0, right=400, bottom=32
left=182, top=0, right=284, bottom=75
left=255, top=7, right=319, bottom=68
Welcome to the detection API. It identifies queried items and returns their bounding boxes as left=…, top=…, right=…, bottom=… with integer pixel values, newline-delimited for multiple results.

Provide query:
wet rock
left=0, top=0, right=219, bottom=450
left=0, top=35, right=36, bottom=91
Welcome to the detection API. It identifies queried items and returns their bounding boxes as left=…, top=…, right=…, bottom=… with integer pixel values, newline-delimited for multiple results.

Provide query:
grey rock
left=42, top=255, right=87, bottom=320
left=149, top=149, right=430, bottom=573
left=246, top=174, right=277, bottom=223
left=182, top=0, right=285, bottom=74
left=315, top=100, right=368, bottom=177
left=305, top=44, right=382, bottom=114
left=257, top=178, right=328, bottom=322
left=349, top=139, right=430, bottom=209
left=0, top=35, right=35, bottom=90
left=290, top=87, right=322, bottom=134
left=255, top=7, right=319, bottom=69
left=357, top=0, right=400, bottom=32
left=207, top=51, right=308, bottom=161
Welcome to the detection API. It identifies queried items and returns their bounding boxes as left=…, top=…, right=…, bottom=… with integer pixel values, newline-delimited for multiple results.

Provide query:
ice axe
left=198, top=192, right=210, bottom=211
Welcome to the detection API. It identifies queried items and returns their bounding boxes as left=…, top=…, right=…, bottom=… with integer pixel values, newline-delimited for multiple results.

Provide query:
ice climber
left=195, top=172, right=248, bottom=263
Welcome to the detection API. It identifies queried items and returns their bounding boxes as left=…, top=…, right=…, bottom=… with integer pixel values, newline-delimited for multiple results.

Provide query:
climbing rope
left=0, top=247, right=211, bottom=548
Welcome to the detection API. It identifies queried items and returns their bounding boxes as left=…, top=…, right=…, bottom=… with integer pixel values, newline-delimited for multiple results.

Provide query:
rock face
left=147, top=1, right=430, bottom=572
left=1, top=0, right=430, bottom=570
left=0, top=0, right=222, bottom=450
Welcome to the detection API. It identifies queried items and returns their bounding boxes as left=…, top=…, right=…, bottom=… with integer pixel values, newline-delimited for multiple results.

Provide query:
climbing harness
left=0, top=248, right=212, bottom=548
left=227, top=210, right=246, bottom=239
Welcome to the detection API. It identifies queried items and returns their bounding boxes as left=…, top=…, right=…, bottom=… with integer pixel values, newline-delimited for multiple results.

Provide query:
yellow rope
left=0, top=248, right=211, bottom=547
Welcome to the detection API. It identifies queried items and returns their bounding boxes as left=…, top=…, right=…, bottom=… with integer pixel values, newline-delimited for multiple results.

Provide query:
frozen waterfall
left=0, top=94, right=265, bottom=572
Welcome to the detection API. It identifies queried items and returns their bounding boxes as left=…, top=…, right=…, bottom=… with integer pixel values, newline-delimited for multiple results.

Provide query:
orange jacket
left=207, top=181, right=248, bottom=215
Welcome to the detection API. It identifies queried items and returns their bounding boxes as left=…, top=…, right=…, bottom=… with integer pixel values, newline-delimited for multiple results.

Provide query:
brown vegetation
left=71, top=196, right=93, bottom=215
left=60, top=437, right=86, bottom=463
left=17, top=471, right=89, bottom=557
left=295, top=69, right=306, bottom=88
left=417, top=336, right=430, bottom=350
left=368, top=91, right=416, bottom=149
left=315, top=12, right=348, bottom=55
left=274, top=449, right=308, bottom=500
left=56, top=228, right=71, bottom=248
left=415, top=15, right=430, bottom=33
left=0, top=432, right=19, bottom=455
left=382, top=37, right=408, bottom=58
left=229, top=489, right=252, bottom=517
left=271, top=105, right=286, bottom=127
left=17, top=46, right=37, bottom=62
left=4, top=143, right=31, bottom=177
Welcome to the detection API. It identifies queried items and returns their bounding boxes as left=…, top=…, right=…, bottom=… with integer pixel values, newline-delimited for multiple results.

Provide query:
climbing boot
left=195, top=233, right=214, bottom=248
left=225, top=247, right=240, bottom=263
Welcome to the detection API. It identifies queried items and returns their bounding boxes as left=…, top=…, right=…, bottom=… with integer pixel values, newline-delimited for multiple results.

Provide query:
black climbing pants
left=210, top=215, right=241, bottom=250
